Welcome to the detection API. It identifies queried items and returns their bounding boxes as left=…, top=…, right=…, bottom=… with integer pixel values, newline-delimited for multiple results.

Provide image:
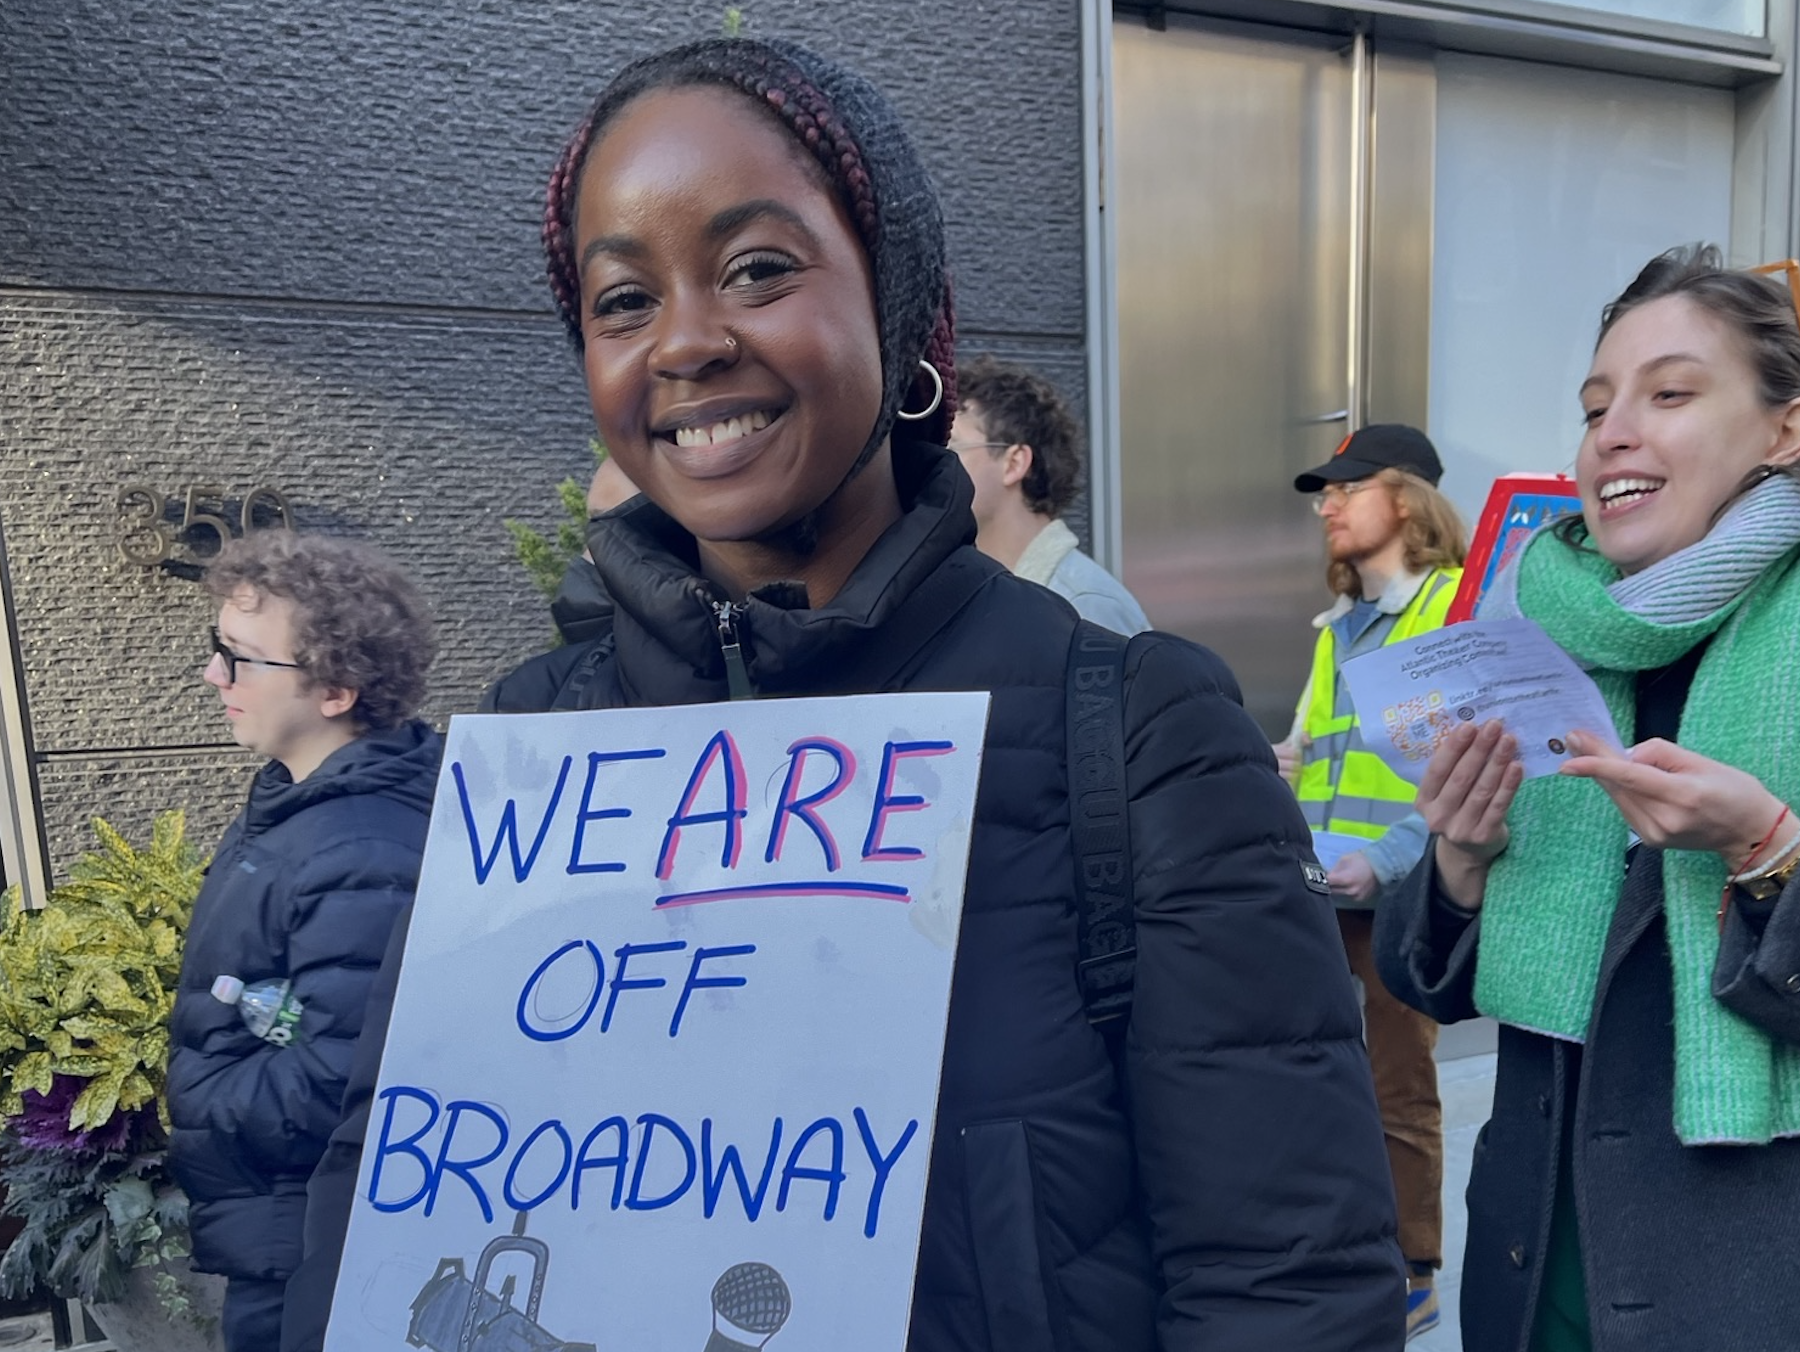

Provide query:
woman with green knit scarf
left=1375, top=243, right=1800, bottom=1352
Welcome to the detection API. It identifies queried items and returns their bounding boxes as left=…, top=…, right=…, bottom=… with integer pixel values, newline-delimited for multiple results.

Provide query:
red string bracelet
left=1720, top=803, right=1793, bottom=933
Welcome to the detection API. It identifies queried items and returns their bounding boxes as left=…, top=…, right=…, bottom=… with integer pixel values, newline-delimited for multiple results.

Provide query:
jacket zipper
left=712, top=600, right=755, bottom=700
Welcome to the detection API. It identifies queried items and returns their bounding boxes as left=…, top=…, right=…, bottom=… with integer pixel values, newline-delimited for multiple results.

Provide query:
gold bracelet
left=1736, top=839, right=1800, bottom=901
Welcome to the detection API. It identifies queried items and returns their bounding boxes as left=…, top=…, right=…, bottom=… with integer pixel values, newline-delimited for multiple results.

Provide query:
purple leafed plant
left=9, top=1075, right=140, bottom=1154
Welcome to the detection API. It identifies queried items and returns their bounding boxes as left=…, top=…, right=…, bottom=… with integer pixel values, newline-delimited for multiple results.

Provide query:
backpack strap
left=1067, top=620, right=1135, bottom=1028
left=549, top=634, right=616, bottom=712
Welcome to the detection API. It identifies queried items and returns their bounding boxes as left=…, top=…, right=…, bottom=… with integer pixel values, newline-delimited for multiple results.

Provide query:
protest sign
left=1444, top=474, right=1581, bottom=624
left=1341, top=619, right=1621, bottom=784
left=323, top=692, right=990, bottom=1352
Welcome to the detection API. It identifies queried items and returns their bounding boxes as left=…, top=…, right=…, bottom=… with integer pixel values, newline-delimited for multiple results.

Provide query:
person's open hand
left=1327, top=851, right=1380, bottom=903
left=1559, top=731, right=1788, bottom=869
left=1417, top=720, right=1523, bottom=910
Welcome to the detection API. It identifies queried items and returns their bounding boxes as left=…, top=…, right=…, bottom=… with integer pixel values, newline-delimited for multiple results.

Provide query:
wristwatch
left=1737, top=850, right=1800, bottom=902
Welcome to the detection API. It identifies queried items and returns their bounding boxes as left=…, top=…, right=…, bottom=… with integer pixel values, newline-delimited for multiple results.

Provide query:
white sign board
left=324, top=692, right=990, bottom=1352
left=1341, top=618, right=1622, bottom=784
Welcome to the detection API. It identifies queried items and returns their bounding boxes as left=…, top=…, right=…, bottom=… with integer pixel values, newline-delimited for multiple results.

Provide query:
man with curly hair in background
left=165, top=531, right=441, bottom=1352
left=952, top=354, right=1150, bottom=635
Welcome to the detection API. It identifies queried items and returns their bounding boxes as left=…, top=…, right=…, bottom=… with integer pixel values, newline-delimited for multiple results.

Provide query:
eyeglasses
left=950, top=441, right=1013, bottom=455
left=1310, top=480, right=1380, bottom=515
left=209, top=627, right=303, bottom=684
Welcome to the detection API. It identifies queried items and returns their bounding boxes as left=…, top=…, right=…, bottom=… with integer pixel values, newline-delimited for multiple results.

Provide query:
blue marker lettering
left=423, top=1100, right=509, bottom=1223
left=669, top=944, right=756, bottom=1037
left=700, top=1117, right=784, bottom=1222
left=368, top=1086, right=441, bottom=1213
left=455, top=756, right=573, bottom=885
left=602, top=941, right=686, bottom=1033
left=861, top=741, right=955, bottom=861
left=502, top=1120, right=574, bottom=1213
left=656, top=731, right=749, bottom=880
left=625, top=1114, right=696, bottom=1211
left=515, top=939, right=605, bottom=1043
left=567, top=749, right=666, bottom=875
left=765, top=738, right=856, bottom=871
left=854, top=1107, right=918, bottom=1239
left=777, top=1116, right=845, bottom=1220
left=571, top=1116, right=630, bottom=1211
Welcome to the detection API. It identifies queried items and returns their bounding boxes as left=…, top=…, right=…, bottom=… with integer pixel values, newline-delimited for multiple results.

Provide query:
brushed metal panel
left=1366, top=46, right=1436, bottom=428
left=1112, top=16, right=1353, bottom=734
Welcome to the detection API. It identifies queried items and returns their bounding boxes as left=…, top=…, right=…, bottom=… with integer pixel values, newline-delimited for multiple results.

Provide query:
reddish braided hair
left=541, top=104, right=596, bottom=355
left=541, top=38, right=955, bottom=452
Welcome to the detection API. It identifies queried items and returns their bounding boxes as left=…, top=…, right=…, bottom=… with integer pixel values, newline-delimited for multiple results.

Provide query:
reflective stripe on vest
left=1296, top=567, right=1461, bottom=839
left=1299, top=794, right=1419, bottom=834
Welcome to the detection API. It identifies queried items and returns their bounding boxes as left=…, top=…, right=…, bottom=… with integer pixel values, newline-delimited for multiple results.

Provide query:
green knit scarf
left=1475, top=481, right=1800, bottom=1145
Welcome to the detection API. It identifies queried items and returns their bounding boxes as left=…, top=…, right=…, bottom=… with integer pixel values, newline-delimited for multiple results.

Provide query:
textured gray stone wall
left=0, top=0, right=1089, bottom=879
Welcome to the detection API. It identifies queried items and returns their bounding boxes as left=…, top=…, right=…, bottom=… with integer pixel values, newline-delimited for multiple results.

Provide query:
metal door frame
left=0, top=519, right=51, bottom=908
left=1083, top=0, right=1126, bottom=574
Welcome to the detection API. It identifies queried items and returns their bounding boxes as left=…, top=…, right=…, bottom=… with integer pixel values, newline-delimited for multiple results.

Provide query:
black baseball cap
left=1293, top=424, right=1444, bottom=492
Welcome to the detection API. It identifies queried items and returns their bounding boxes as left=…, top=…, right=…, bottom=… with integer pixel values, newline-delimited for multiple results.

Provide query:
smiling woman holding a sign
left=1378, top=245, right=1800, bottom=1352
left=281, top=36, right=1402, bottom=1352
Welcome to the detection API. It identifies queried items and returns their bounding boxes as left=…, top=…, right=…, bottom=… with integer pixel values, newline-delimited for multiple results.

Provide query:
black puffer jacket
left=167, top=720, right=442, bottom=1281
left=285, top=447, right=1401, bottom=1351
left=478, top=555, right=615, bottom=714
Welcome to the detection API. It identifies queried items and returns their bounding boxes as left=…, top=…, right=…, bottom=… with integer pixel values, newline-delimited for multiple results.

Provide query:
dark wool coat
left=1376, top=846, right=1800, bottom=1352
left=285, top=447, right=1402, bottom=1352
left=167, top=720, right=442, bottom=1281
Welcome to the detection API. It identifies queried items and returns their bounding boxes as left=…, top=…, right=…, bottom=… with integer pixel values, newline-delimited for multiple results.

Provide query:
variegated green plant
left=0, top=812, right=205, bottom=1131
left=0, top=812, right=207, bottom=1307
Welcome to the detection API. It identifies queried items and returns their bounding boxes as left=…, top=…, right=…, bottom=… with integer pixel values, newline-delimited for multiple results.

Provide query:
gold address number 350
left=116, top=484, right=294, bottom=568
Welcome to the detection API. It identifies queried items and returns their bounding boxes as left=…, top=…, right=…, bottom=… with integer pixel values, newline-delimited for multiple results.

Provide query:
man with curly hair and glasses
left=951, top=354, right=1150, bottom=635
left=165, top=530, right=442, bottom=1352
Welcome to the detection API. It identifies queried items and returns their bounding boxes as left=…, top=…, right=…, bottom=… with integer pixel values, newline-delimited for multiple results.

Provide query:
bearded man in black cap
left=1272, top=423, right=1469, bottom=1343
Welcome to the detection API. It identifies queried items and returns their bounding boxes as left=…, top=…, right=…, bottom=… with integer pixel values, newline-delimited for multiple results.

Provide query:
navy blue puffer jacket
left=167, top=720, right=441, bottom=1281
left=285, top=448, right=1400, bottom=1351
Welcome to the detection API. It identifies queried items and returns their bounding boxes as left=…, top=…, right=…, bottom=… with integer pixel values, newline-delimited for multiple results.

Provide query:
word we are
left=452, top=730, right=960, bottom=905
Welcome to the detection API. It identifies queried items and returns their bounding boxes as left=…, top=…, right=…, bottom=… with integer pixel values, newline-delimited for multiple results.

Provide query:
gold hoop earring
left=895, top=359, right=944, bottom=422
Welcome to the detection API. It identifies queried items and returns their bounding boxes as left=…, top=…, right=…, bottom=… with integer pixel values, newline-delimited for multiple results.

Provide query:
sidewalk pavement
left=1410, top=1020, right=1499, bottom=1352
left=0, top=1316, right=51, bottom=1350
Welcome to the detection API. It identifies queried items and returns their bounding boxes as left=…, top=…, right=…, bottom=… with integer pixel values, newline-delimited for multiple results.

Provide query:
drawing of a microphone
left=703, top=1262, right=791, bottom=1351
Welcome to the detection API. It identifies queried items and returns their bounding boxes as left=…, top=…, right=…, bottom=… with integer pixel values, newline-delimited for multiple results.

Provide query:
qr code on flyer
left=1383, top=691, right=1455, bottom=762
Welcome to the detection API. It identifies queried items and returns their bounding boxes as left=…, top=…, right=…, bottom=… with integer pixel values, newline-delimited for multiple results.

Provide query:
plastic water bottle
left=211, top=974, right=304, bottom=1047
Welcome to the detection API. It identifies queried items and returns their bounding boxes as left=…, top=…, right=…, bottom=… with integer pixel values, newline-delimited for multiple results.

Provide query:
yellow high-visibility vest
left=1296, top=568, right=1461, bottom=840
